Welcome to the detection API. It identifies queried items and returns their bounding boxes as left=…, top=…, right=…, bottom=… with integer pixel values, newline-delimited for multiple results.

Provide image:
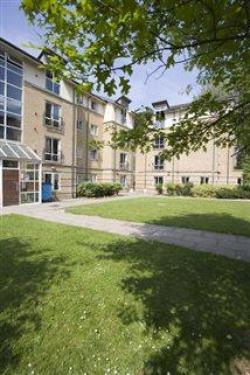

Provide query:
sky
left=0, top=0, right=200, bottom=110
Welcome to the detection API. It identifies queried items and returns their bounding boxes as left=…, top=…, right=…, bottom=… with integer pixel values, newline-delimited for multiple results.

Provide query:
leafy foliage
left=21, top=0, right=250, bottom=156
left=77, top=182, right=122, bottom=198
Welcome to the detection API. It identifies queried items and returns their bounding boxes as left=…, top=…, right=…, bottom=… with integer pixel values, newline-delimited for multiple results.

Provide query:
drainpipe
left=172, top=156, right=175, bottom=183
left=85, top=97, right=90, bottom=181
left=72, top=89, right=77, bottom=198
left=212, top=140, right=215, bottom=184
left=39, top=162, right=42, bottom=203
left=226, top=147, right=230, bottom=184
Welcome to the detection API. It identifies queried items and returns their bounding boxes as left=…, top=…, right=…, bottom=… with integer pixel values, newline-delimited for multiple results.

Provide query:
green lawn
left=1, top=215, right=250, bottom=374
left=67, top=197, right=250, bottom=237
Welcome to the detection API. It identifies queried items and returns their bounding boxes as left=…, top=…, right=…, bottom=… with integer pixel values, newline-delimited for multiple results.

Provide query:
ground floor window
left=181, top=176, right=190, bottom=184
left=237, top=178, right=242, bottom=185
left=43, top=172, right=60, bottom=191
left=154, top=176, right=164, bottom=185
left=120, top=175, right=127, bottom=188
left=90, top=174, right=97, bottom=183
left=20, top=162, right=40, bottom=204
left=200, top=176, right=209, bottom=184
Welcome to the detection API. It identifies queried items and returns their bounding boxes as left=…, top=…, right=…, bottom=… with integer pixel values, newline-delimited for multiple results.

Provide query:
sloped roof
left=0, top=142, right=41, bottom=162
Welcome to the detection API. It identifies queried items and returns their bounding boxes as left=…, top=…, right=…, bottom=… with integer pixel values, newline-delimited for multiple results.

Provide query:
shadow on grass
left=144, top=212, right=250, bottom=237
left=94, top=237, right=250, bottom=374
left=0, top=237, right=70, bottom=373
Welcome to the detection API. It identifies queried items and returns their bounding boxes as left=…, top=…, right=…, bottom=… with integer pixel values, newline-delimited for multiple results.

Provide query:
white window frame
left=154, top=176, right=164, bottom=185
left=90, top=174, right=97, bottom=183
left=45, top=137, right=60, bottom=162
left=90, top=123, right=98, bottom=136
left=45, top=102, right=62, bottom=128
left=90, top=149, right=98, bottom=161
left=45, top=71, right=60, bottom=95
left=154, top=155, right=164, bottom=170
left=181, top=176, right=190, bottom=184
left=43, top=172, right=61, bottom=191
left=120, top=174, right=127, bottom=188
left=200, top=176, right=209, bottom=184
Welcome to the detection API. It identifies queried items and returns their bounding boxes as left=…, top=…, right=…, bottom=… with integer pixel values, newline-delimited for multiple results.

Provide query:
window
left=154, top=135, right=165, bottom=148
left=120, top=153, right=128, bottom=169
left=77, top=119, right=83, bottom=129
left=237, top=178, right=242, bottom=185
left=181, top=176, right=190, bottom=184
left=90, top=149, right=98, bottom=160
left=120, top=175, right=127, bottom=188
left=90, top=100, right=98, bottom=112
left=0, top=51, right=22, bottom=141
left=116, top=108, right=126, bottom=124
left=45, top=102, right=62, bottom=128
left=46, top=71, right=60, bottom=94
left=90, top=174, right=97, bottom=183
left=155, top=111, right=165, bottom=128
left=20, top=162, right=40, bottom=204
left=3, top=160, right=18, bottom=168
left=154, top=155, right=164, bottom=170
left=200, top=176, right=209, bottom=184
left=154, top=176, right=164, bottom=185
left=45, top=138, right=60, bottom=162
left=90, top=124, right=98, bottom=136
left=43, top=172, right=60, bottom=191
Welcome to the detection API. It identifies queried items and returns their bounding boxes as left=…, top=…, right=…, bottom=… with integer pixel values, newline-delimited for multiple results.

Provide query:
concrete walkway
left=2, top=197, right=250, bottom=262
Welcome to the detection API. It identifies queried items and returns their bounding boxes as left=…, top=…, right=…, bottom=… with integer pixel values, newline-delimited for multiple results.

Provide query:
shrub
left=174, top=183, right=183, bottom=196
left=165, top=182, right=175, bottom=196
left=77, top=182, right=122, bottom=198
left=155, top=183, right=163, bottom=194
left=181, top=182, right=194, bottom=196
left=191, top=184, right=218, bottom=198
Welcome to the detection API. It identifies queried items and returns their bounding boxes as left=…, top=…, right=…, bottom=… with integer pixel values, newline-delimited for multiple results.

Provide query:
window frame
left=90, top=123, right=98, bottom=136
left=154, top=155, right=164, bottom=170
left=45, top=70, right=60, bottom=95
left=44, top=137, right=60, bottom=162
left=44, top=101, right=62, bottom=129
left=89, top=149, right=98, bottom=161
left=43, top=172, right=61, bottom=191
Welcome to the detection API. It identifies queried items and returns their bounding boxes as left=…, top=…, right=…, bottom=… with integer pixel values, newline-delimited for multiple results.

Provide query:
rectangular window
left=154, top=155, right=164, bottom=170
left=154, top=134, right=165, bottom=148
left=43, top=172, right=60, bottom=191
left=120, top=175, right=127, bottom=188
left=46, top=71, right=60, bottom=94
left=154, top=176, right=164, bottom=185
left=90, top=174, right=97, bottom=183
left=45, top=102, right=62, bottom=128
left=77, top=119, right=83, bottom=129
left=90, top=149, right=98, bottom=160
left=120, top=153, right=128, bottom=169
left=237, top=178, right=242, bottom=185
left=181, top=176, right=190, bottom=184
left=0, top=50, right=23, bottom=142
left=200, top=176, right=209, bottom=184
left=91, top=100, right=98, bottom=112
left=45, top=138, right=60, bottom=162
left=90, top=124, right=98, bottom=136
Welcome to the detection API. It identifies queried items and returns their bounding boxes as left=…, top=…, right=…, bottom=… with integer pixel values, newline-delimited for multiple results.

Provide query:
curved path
left=2, top=197, right=250, bottom=262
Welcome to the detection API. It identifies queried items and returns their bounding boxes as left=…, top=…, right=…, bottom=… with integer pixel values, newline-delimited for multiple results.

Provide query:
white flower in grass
left=28, top=363, right=32, bottom=368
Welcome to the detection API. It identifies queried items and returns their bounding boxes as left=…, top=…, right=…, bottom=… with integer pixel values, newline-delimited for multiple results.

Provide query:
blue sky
left=0, top=0, right=200, bottom=109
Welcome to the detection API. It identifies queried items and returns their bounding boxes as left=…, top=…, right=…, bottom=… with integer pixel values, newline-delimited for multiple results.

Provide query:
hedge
left=165, top=182, right=250, bottom=199
left=77, top=182, right=122, bottom=198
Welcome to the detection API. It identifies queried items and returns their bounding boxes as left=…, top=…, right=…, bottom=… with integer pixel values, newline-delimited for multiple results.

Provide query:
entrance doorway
left=3, top=168, right=20, bottom=206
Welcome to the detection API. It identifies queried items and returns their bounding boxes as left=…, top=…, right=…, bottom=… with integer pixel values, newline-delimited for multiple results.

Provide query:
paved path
left=2, top=197, right=250, bottom=262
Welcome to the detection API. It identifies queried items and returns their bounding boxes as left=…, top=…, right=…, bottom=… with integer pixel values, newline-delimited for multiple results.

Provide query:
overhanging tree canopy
left=22, top=0, right=250, bottom=158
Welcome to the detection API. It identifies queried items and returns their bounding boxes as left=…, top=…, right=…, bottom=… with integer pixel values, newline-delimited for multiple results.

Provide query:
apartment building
left=135, top=100, right=243, bottom=192
left=0, top=38, right=134, bottom=207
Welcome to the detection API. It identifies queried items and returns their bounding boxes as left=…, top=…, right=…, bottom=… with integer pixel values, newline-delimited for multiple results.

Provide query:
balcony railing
left=119, top=162, right=130, bottom=171
left=44, top=115, right=64, bottom=133
left=153, top=142, right=165, bottom=149
left=154, top=164, right=164, bottom=170
left=43, top=150, right=63, bottom=163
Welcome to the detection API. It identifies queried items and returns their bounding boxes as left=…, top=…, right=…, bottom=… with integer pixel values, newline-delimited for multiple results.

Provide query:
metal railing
left=44, top=115, right=64, bottom=133
left=43, top=150, right=63, bottom=163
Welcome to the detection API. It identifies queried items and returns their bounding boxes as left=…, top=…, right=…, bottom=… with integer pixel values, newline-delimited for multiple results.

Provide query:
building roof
left=152, top=100, right=170, bottom=108
left=0, top=142, right=41, bottom=162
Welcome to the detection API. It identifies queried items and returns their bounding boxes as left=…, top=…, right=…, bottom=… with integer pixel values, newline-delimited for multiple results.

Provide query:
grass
left=1, top=215, right=250, bottom=374
left=67, top=197, right=250, bottom=237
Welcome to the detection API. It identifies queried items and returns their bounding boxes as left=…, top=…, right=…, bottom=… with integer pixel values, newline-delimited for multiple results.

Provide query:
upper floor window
left=45, top=102, right=62, bottom=129
left=154, top=155, right=164, bottom=170
left=0, top=51, right=23, bottom=142
left=90, top=149, right=98, bottom=160
left=77, top=119, right=84, bottom=129
left=90, top=100, right=98, bottom=112
left=46, top=71, right=60, bottom=95
left=154, top=134, right=165, bottom=148
left=90, top=124, right=98, bottom=136
left=44, top=137, right=60, bottom=162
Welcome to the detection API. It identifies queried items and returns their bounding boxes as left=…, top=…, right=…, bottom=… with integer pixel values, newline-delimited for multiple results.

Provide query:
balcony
left=44, top=115, right=64, bottom=134
left=43, top=150, right=63, bottom=164
left=154, top=164, right=164, bottom=170
left=119, top=162, right=130, bottom=171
